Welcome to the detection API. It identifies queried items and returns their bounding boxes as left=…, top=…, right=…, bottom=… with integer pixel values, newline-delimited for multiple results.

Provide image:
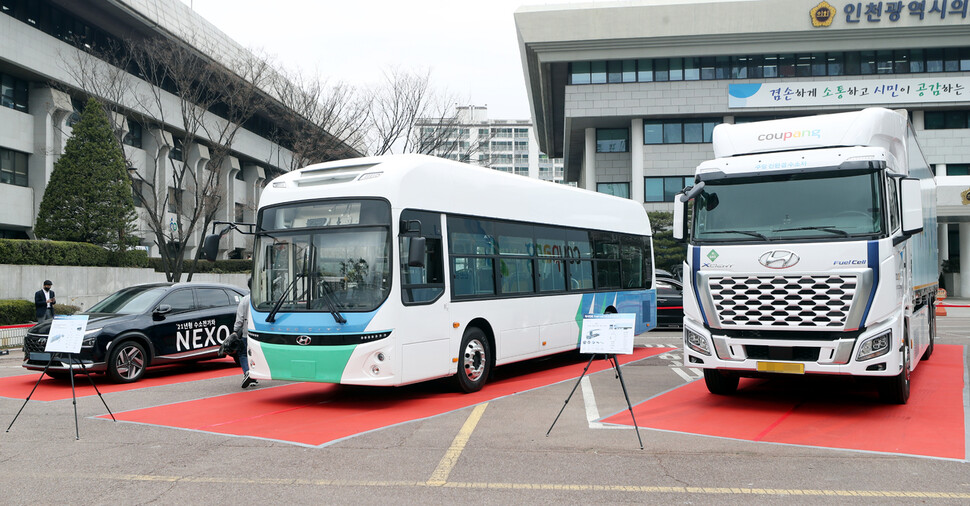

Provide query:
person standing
left=233, top=289, right=258, bottom=389
left=34, top=280, right=55, bottom=322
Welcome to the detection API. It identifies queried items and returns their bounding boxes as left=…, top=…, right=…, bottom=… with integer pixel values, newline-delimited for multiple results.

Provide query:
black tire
left=922, top=302, right=936, bottom=361
left=456, top=327, right=491, bottom=393
left=703, top=369, right=739, bottom=395
left=45, top=370, right=72, bottom=380
left=107, top=340, right=147, bottom=383
left=879, top=333, right=910, bottom=404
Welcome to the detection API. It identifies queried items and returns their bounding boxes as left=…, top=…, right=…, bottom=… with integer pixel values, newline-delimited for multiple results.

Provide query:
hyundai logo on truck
left=758, top=250, right=800, bottom=269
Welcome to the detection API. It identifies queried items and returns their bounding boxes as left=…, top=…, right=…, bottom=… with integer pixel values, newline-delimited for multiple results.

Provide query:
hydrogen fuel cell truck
left=672, top=108, right=938, bottom=404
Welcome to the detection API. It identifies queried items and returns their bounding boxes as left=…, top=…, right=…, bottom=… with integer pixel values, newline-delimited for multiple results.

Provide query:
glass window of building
left=947, top=164, right=970, bottom=176
left=762, top=54, right=778, bottom=78
left=637, top=59, right=653, bottom=82
left=669, top=58, right=684, bottom=81
left=596, top=128, right=628, bottom=153
left=926, top=48, right=944, bottom=72
left=860, top=50, right=877, bottom=74
left=0, top=148, right=28, bottom=187
left=643, top=122, right=663, bottom=144
left=684, top=57, right=700, bottom=81
left=590, top=61, right=607, bottom=84
left=909, top=49, right=925, bottom=72
left=662, top=122, right=682, bottom=144
left=644, top=176, right=691, bottom=203
left=597, top=182, right=630, bottom=199
left=778, top=54, right=796, bottom=77
left=654, top=59, right=669, bottom=82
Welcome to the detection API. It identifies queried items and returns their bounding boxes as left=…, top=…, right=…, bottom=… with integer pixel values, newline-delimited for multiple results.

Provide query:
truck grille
left=709, top=274, right=858, bottom=329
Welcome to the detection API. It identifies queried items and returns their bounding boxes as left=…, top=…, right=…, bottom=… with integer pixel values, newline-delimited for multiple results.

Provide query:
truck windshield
left=692, top=169, right=885, bottom=243
left=252, top=199, right=392, bottom=314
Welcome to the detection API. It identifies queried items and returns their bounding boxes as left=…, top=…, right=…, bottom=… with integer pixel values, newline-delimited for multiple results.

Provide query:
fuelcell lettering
left=176, top=323, right=231, bottom=351
left=758, top=129, right=821, bottom=142
left=833, top=259, right=866, bottom=266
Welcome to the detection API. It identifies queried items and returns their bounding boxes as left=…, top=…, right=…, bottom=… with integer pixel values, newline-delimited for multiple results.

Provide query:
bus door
left=399, top=210, right=451, bottom=381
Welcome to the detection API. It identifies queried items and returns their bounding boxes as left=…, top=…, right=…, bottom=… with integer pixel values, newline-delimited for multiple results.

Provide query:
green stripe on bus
left=260, top=342, right=356, bottom=383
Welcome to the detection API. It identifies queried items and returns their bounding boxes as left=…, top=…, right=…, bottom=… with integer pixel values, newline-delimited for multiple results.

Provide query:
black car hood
left=27, top=313, right=141, bottom=335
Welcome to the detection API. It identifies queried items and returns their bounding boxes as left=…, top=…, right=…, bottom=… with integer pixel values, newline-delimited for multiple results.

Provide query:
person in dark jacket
left=34, top=280, right=55, bottom=321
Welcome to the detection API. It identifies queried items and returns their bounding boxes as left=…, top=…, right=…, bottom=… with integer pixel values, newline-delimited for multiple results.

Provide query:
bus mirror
left=900, top=177, right=923, bottom=236
left=201, top=234, right=222, bottom=261
left=408, top=237, right=426, bottom=268
left=673, top=193, right=687, bottom=242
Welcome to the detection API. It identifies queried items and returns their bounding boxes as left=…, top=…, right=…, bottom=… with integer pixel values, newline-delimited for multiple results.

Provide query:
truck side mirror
left=673, top=193, right=687, bottom=242
left=201, top=233, right=222, bottom=261
left=899, top=177, right=923, bottom=236
left=408, top=237, right=426, bottom=268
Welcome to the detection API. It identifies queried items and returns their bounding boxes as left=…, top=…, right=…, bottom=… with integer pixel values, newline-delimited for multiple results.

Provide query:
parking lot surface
left=0, top=309, right=967, bottom=504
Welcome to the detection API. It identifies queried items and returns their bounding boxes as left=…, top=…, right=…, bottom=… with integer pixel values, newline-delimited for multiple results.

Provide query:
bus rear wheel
left=456, top=327, right=491, bottom=393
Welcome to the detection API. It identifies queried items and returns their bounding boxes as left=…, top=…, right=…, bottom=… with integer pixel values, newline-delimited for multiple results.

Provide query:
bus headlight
left=856, top=330, right=891, bottom=361
left=685, top=328, right=711, bottom=356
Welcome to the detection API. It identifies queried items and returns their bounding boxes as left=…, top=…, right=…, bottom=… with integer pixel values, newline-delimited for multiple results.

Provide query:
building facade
left=0, top=0, right=357, bottom=258
left=516, top=0, right=970, bottom=294
left=417, top=105, right=565, bottom=183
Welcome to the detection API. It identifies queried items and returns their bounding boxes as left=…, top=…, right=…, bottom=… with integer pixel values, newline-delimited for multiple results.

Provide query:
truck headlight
left=685, top=328, right=711, bottom=356
left=856, top=330, right=891, bottom=361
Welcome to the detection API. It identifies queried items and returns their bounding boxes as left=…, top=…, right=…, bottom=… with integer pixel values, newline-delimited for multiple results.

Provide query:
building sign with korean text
left=811, top=1, right=970, bottom=27
left=729, top=77, right=968, bottom=108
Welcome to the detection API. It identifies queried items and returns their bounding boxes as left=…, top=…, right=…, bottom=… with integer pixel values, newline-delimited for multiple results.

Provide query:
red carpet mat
left=99, top=347, right=673, bottom=447
left=604, top=344, right=967, bottom=460
left=0, top=359, right=240, bottom=401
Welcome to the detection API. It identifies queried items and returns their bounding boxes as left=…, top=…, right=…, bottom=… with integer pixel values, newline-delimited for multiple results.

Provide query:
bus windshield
left=692, top=168, right=886, bottom=243
left=252, top=199, right=392, bottom=314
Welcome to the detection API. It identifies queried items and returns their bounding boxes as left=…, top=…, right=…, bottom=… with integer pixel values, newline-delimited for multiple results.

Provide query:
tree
left=368, top=68, right=467, bottom=157
left=649, top=211, right=687, bottom=278
left=34, top=98, right=137, bottom=251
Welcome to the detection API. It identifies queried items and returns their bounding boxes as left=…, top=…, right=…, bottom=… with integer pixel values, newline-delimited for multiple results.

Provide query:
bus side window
left=400, top=210, right=444, bottom=305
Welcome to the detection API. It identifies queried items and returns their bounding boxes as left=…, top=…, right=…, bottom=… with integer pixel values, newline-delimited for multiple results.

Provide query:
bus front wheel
left=456, top=327, right=491, bottom=393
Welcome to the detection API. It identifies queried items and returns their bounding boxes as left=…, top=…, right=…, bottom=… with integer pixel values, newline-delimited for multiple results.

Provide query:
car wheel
left=107, top=340, right=147, bottom=383
left=703, top=369, right=739, bottom=395
left=456, top=327, right=491, bottom=393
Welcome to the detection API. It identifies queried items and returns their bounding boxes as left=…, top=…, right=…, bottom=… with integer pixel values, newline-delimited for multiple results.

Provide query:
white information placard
left=580, top=313, right=636, bottom=355
left=44, top=315, right=89, bottom=354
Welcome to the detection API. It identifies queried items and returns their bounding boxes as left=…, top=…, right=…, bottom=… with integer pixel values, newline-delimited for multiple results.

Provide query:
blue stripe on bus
left=859, top=240, right=880, bottom=327
left=251, top=310, right=378, bottom=334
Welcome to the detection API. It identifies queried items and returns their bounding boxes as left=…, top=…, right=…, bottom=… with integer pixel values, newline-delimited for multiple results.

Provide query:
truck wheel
left=879, top=337, right=910, bottom=404
left=107, top=340, right=147, bottom=383
left=456, top=327, right=491, bottom=393
left=703, top=369, right=739, bottom=395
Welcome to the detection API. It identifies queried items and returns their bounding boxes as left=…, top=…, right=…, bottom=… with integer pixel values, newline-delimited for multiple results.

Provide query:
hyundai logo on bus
left=759, top=250, right=800, bottom=269
left=296, top=335, right=312, bottom=346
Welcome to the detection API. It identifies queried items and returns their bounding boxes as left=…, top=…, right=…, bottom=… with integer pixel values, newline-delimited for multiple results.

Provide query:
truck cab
left=673, top=108, right=938, bottom=404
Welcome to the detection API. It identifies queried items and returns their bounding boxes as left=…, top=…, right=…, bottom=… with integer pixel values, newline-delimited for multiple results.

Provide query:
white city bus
left=227, top=154, right=656, bottom=392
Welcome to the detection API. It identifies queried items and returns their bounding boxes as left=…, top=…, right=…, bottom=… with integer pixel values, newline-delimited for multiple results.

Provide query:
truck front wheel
left=879, top=336, right=911, bottom=404
left=703, top=369, right=739, bottom=395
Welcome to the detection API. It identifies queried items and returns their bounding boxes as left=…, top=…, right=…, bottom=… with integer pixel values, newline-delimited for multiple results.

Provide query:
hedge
left=148, top=258, right=251, bottom=274
left=0, top=239, right=149, bottom=267
left=0, top=300, right=81, bottom=326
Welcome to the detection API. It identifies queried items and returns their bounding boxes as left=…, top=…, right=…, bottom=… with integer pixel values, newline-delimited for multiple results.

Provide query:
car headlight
left=856, top=330, right=891, bottom=361
left=685, top=327, right=711, bottom=356
left=82, top=328, right=102, bottom=348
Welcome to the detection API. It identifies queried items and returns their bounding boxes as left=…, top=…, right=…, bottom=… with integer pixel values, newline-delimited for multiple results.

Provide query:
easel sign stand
left=6, top=315, right=115, bottom=440
left=547, top=313, right=643, bottom=449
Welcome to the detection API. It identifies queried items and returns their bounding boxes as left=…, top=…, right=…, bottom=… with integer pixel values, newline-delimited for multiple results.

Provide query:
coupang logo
left=810, top=1, right=836, bottom=27
left=757, top=129, right=822, bottom=142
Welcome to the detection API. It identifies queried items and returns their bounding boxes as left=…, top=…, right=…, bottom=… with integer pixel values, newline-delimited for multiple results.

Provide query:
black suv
left=23, top=282, right=246, bottom=383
